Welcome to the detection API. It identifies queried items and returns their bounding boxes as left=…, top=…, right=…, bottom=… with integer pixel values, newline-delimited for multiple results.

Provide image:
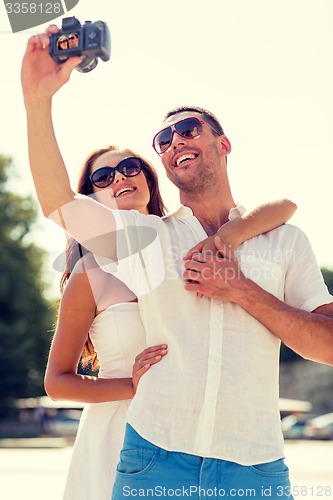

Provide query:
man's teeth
left=176, top=154, right=197, bottom=167
left=115, top=187, right=135, bottom=197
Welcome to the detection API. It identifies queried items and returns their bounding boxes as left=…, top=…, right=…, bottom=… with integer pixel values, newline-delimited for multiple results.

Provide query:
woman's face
left=89, top=151, right=150, bottom=214
left=59, top=38, right=68, bottom=49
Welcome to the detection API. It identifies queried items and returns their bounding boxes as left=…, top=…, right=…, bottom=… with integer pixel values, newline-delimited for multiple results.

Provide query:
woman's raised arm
left=21, top=25, right=118, bottom=259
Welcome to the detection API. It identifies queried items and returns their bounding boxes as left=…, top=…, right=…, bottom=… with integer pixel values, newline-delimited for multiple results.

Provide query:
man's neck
left=180, top=193, right=236, bottom=236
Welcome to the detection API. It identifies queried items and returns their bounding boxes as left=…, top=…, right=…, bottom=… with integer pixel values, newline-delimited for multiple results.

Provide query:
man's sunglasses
left=152, top=116, right=221, bottom=154
left=89, top=156, right=143, bottom=189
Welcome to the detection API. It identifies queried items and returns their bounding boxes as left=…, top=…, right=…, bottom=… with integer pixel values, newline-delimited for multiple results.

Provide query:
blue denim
left=112, top=424, right=293, bottom=499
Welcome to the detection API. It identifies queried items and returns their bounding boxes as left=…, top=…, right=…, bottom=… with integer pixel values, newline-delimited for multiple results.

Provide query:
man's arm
left=231, top=278, right=333, bottom=365
left=183, top=238, right=333, bottom=365
left=21, top=26, right=117, bottom=258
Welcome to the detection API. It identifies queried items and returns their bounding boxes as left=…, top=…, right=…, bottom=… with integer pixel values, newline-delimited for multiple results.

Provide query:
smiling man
left=110, top=106, right=333, bottom=499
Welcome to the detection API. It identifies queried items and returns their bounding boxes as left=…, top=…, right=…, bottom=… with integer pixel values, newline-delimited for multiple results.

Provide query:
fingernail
left=160, top=350, right=167, bottom=355
left=155, top=355, right=162, bottom=360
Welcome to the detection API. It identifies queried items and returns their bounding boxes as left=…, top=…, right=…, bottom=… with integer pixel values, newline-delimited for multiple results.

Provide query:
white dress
left=62, top=302, right=146, bottom=500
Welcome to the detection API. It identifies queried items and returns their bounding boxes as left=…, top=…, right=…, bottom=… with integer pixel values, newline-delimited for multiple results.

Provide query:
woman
left=57, top=35, right=69, bottom=50
left=45, top=146, right=169, bottom=499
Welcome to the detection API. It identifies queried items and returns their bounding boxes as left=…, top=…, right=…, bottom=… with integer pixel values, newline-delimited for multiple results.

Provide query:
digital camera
left=49, top=17, right=111, bottom=73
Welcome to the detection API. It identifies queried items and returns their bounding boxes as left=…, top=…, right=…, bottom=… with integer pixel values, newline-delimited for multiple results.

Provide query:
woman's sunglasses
left=89, top=156, right=143, bottom=189
left=152, top=116, right=221, bottom=154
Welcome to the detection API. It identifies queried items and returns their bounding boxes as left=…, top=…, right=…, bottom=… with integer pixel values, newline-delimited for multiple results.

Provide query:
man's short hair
left=164, top=106, right=224, bottom=136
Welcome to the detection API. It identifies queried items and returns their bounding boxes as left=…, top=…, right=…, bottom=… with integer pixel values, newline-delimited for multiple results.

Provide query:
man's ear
left=220, top=135, right=232, bottom=157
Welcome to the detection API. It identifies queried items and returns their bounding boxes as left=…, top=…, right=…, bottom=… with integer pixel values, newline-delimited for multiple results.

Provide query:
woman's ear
left=220, top=135, right=232, bottom=157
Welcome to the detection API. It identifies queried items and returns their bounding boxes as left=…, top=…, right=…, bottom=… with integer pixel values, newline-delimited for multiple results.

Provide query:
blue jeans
left=112, top=424, right=293, bottom=499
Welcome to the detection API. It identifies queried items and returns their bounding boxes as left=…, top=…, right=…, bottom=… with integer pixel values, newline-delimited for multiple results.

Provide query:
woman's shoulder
left=66, top=253, right=109, bottom=291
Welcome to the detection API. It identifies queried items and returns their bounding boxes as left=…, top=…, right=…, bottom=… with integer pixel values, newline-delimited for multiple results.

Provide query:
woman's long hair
left=60, top=146, right=166, bottom=371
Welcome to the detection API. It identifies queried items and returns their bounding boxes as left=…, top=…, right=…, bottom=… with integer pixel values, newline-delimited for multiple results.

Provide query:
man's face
left=158, top=112, right=224, bottom=194
left=68, top=34, right=79, bottom=48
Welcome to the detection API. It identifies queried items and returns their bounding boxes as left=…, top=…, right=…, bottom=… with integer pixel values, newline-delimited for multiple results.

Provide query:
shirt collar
left=163, top=204, right=246, bottom=222
left=229, top=205, right=246, bottom=220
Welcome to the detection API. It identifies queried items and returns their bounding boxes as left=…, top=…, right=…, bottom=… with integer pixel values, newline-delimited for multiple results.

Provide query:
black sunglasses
left=152, top=116, right=221, bottom=154
left=89, top=157, right=143, bottom=189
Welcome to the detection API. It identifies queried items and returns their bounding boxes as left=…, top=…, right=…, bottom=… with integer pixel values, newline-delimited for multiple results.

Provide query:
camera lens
left=76, top=57, right=98, bottom=73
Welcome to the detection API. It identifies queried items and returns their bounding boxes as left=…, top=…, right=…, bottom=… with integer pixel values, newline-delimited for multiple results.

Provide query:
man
left=68, top=33, right=79, bottom=48
left=109, top=107, right=333, bottom=499
left=21, top=26, right=333, bottom=499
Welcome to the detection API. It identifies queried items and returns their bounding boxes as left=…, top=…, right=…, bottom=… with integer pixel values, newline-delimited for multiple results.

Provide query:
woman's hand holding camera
left=21, top=24, right=81, bottom=103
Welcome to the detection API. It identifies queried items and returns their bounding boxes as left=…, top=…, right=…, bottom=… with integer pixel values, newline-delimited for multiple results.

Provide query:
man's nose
left=170, top=131, right=187, bottom=150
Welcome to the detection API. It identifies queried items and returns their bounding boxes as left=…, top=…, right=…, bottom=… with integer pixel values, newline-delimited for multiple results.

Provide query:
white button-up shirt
left=96, top=205, right=332, bottom=465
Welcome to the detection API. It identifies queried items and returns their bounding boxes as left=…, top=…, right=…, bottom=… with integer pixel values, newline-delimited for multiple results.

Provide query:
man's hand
left=183, top=236, right=249, bottom=301
left=184, top=230, right=236, bottom=263
left=21, top=24, right=81, bottom=103
left=132, top=344, right=168, bottom=393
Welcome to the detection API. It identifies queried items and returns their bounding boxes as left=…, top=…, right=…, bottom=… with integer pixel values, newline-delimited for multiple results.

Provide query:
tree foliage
left=321, top=268, right=333, bottom=295
left=0, top=155, right=56, bottom=415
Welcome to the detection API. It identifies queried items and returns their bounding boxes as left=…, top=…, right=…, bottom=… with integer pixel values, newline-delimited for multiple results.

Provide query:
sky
left=0, top=0, right=332, bottom=297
